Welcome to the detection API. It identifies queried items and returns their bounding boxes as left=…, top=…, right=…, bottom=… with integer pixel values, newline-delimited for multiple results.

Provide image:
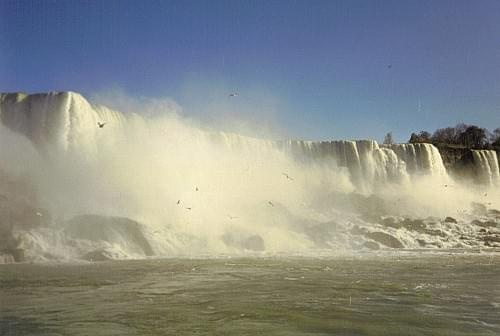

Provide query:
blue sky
left=1, top=0, right=500, bottom=141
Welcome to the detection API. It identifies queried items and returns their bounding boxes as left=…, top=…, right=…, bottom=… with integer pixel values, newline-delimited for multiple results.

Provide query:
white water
left=0, top=92, right=499, bottom=261
left=279, top=140, right=449, bottom=192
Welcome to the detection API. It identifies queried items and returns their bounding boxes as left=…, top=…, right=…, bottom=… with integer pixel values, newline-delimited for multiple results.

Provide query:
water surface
left=1, top=253, right=499, bottom=335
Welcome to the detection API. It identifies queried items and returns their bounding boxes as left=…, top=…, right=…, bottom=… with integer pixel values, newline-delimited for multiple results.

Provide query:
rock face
left=436, top=144, right=500, bottom=182
left=64, top=215, right=155, bottom=257
left=82, top=249, right=114, bottom=262
left=365, top=231, right=404, bottom=248
left=435, top=145, right=475, bottom=175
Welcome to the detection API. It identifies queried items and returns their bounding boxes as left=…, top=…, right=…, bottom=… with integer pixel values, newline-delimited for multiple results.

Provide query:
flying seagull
left=177, top=200, right=181, bottom=205
left=268, top=201, right=274, bottom=207
left=185, top=207, right=192, bottom=211
left=228, top=92, right=238, bottom=97
left=97, top=122, right=106, bottom=128
left=282, top=173, right=294, bottom=181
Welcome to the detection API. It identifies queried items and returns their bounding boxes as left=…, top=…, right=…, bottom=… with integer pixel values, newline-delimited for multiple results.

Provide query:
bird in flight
left=177, top=200, right=181, bottom=205
left=268, top=201, right=274, bottom=207
left=195, top=187, right=199, bottom=192
left=185, top=207, right=192, bottom=211
left=97, top=122, right=106, bottom=128
left=227, top=215, right=239, bottom=220
left=282, top=173, right=294, bottom=181
left=228, top=92, right=238, bottom=97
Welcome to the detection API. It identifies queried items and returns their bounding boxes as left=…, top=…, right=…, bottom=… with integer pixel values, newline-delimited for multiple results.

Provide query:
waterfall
left=1, top=92, right=484, bottom=192
left=0, top=92, right=126, bottom=159
left=389, top=143, right=448, bottom=176
left=1, top=91, right=498, bottom=260
left=472, top=150, right=500, bottom=186
left=278, top=140, right=449, bottom=191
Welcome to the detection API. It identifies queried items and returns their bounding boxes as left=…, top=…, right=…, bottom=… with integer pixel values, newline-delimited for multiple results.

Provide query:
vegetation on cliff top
left=407, top=124, right=500, bottom=149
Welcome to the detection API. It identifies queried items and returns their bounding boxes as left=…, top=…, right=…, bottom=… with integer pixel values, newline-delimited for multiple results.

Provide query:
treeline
left=408, top=124, right=500, bottom=149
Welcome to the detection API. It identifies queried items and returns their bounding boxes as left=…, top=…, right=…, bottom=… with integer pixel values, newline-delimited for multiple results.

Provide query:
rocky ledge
left=435, top=144, right=500, bottom=177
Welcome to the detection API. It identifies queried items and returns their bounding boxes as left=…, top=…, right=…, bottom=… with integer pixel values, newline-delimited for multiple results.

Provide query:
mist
left=0, top=91, right=499, bottom=262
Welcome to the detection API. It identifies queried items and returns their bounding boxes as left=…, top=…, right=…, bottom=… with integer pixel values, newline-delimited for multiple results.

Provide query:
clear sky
left=1, top=0, right=500, bottom=142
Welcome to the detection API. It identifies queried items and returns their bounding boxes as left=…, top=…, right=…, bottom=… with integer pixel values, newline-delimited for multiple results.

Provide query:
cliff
left=436, top=144, right=500, bottom=179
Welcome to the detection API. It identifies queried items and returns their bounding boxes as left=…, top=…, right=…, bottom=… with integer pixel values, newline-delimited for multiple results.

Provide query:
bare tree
left=409, top=123, right=498, bottom=148
left=383, top=132, right=394, bottom=145
left=431, top=127, right=458, bottom=144
left=409, top=133, right=419, bottom=143
left=408, top=131, right=431, bottom=143
left=457, top=126, right=487, bottom=148
left=491, top=127, right=500, bottom=147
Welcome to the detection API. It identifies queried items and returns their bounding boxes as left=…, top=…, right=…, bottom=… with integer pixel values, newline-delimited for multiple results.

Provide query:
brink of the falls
left=0, top=92, right=499, bottom=263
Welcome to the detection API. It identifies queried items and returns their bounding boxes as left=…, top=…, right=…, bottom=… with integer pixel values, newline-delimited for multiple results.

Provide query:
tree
left=383, top=132, right=394, bottom=145
left=456, top=125, right=487, bottom=148
left=407, top=124, right=499, bottom=148
left=409, top=133, right=418, bottom=143
left=418, top=131, right=431, bottom=143
left=491, top=127, right=500, bottom=147
left=454, top=123, right=469, bottom=136
left=408, top=131, right=431, bottom=143
left=431, top=127, right=458, bottom=144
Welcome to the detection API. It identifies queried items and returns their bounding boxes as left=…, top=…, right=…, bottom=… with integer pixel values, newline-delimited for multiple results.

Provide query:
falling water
left=0, top=92, right=499, bottom=261
left=472, top=150, right=500, bottom=186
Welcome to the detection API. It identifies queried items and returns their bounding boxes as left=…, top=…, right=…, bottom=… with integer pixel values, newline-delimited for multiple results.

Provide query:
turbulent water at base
left=1, top=92, right=500, bottom=262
